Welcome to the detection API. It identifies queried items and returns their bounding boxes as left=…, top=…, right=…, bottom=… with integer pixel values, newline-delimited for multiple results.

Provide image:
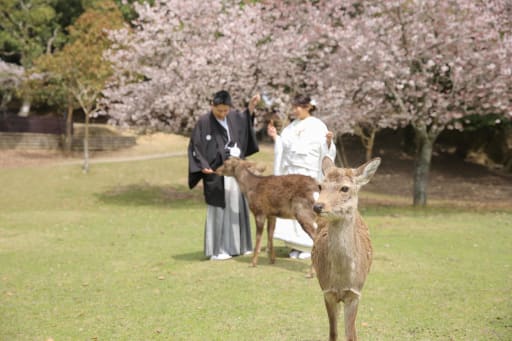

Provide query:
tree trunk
left=1, top=92, right=12, bottom=117
left=335, top=133, right=349, bottom=167
left=82, top=112, right=90, bottom=173
left=365, top=129, right=376, bottom=162
left=354, top=124, right=378, bottom=162
left=18, top=98, right=31, bottom=117
left=64, top=98, right=74, bottom=155
left=503, top=125, right=512, bottom=172
left=412, top=124, right=439, bottom=206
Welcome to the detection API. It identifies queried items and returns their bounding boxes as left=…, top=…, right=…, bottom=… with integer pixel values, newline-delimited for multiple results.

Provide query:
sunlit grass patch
left=0, top=153, right=510, bottom=340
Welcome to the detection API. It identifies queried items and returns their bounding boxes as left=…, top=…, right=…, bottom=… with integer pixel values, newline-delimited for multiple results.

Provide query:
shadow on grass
left=172, top=247, right=310, bottom=274
left=96, top=182, right=203, bottom=207
left=232, top=246, right=312, bottom=275
left=172, top=250, right=206, bottom=262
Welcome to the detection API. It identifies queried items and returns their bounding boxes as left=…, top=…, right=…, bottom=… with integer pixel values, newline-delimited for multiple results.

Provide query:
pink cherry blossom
left=101, top=0, right=511, bottom=205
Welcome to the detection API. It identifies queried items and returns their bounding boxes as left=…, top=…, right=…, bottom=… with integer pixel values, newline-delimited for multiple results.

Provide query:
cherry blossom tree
left=102, top=0, right=511, bottom=206
left=103, top=1, right=265, bottom=132
left=101, top=0, right=331, bottom=133
left=0, top=60, right=23, bottom=115
left=314, top=0, right=512, bottom=206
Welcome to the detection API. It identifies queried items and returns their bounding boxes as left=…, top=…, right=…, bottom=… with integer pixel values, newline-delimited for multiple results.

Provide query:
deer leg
left=305, top=262, right=316, bottom=279
left=343, top=295, right=360, bottom=341
left=295, top=211, right=317, bottom=240
left=251, top=215, right=265, bottom=267
left=324, top=292, right=340, bottom=341
left=295, top=212, right=317, bottom=278
left=267, top=216, right=276, bottom=264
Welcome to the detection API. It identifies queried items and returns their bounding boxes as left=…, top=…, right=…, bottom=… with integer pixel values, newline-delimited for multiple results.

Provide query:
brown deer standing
left=312, top=156, right=381, bottom=341
left=216, top=157, right=319, bottom=267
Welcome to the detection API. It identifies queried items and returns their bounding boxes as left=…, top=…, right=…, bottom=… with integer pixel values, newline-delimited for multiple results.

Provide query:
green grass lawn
left=1, top=148, right=511, bottom=340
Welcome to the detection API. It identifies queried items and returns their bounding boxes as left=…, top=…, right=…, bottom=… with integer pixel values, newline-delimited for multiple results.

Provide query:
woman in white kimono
left=267, top=94, right=336, bottom=259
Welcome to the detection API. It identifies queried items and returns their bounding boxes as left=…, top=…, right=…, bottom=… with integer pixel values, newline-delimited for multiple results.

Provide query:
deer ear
left=355, top=157, right=381, bottom=186
left=247, top=161, right=266, bottom=175
left=255, top=163, right=267, bottom=174
left=322, top=156, right=335, bottom=175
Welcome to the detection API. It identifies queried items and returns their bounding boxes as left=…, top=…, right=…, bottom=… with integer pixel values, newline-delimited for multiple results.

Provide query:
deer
left=216, top=157, right=319, bottom=267
left=312, top=156, right=381, bottom=341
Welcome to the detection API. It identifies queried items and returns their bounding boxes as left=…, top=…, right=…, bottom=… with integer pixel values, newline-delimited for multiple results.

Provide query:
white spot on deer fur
left=313, top=191, right=320, bottom=201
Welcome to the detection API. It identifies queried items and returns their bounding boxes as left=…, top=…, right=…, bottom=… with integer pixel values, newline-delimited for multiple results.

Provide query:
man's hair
left=212, top=90, right=232, bottom=106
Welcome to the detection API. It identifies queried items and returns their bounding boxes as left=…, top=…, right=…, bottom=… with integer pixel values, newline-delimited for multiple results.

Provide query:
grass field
left=1, top=142, right=511, bottom=340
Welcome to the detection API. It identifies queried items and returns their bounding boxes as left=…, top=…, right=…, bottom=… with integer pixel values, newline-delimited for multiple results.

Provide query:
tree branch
left=46, top=27, right=59, bottom=55
left=385, top=80, right=408, bottom=115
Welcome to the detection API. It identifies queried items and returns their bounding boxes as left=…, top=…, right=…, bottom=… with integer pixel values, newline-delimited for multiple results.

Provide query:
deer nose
left=313, top=203, right=324, bottom=214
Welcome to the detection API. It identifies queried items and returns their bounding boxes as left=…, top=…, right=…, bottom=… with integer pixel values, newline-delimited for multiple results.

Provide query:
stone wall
left=0, top=132, right=136, bottom=151
left=0, top=115, right=67, bottom=134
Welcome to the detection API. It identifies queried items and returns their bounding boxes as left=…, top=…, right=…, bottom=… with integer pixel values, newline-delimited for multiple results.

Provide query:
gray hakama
left=204, top=176, right=252, bottom=257
left=188, top=108, right=258, bottom=258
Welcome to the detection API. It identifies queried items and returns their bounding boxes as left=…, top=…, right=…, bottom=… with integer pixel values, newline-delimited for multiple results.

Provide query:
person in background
left=188, top=90, right=260, bottom=260
left=267, top=94, right=336, bottom=259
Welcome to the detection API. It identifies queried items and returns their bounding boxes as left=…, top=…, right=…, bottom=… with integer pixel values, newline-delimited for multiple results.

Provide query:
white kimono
left=272, top=116, right=336, bottom=251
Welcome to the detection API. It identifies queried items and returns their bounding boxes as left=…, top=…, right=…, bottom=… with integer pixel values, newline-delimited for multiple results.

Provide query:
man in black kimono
left=188, top=90, right=260, bottom=260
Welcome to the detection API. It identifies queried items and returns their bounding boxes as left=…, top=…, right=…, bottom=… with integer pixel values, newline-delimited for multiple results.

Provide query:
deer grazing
left=312, top=156, right=381, bottom=341
left=216, top=157, right=319, bottom=267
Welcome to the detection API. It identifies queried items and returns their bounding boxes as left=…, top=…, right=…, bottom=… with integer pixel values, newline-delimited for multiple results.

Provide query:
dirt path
left=347, top=142, right=512, bottom=210
left=59, top=152, right=187, bottom=165
left=1, top=133, right=511, bottom=210
left=0, top=133, right=189, bottom=168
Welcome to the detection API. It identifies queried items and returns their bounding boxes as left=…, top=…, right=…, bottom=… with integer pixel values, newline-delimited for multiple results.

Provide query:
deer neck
left=327, top=208, right=359, bottom=270
left=324, top=209, right=366, bottom=298
left=234, top=166, right=257, bottom=194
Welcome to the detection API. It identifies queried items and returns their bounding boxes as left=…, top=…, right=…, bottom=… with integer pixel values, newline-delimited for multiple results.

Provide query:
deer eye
left=318, top=184, right=322, bottom=191
left=340, top=186, right=349, bottom=193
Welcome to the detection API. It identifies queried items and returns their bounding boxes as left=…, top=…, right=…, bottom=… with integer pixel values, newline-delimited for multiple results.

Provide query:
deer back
left=248, top=174, right=318, bottom=218
left=217, top=158, right=319, bottom=218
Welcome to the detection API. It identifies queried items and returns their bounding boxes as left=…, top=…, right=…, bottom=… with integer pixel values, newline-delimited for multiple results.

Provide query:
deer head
left=314, top=157, right=381, bottom=220
left=215, top=158, right=266, bottom=176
